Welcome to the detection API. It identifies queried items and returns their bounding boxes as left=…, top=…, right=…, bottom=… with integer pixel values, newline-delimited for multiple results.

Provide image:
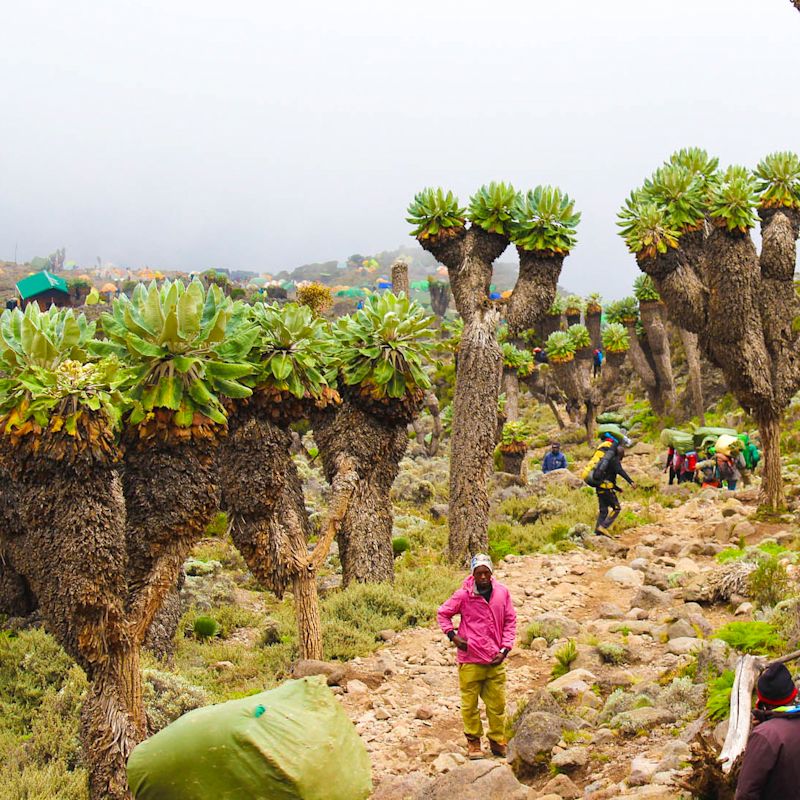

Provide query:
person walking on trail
left=735, top=662, right=800, bottom=799
left=437, top=554, right=517, bottom=761
left=542, top=441, right=567, bottom=473
left=584, top=434, right=636, bottom=536
left=592, top=348, right=604, bottom=377
left=717, top=449, right=747, bottom=491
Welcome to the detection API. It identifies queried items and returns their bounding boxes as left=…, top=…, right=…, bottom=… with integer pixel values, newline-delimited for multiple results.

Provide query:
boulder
left=605, top=566, right=644, bottom=587
left=530, top=612, right=581, bottom=639
left=372, top=772, right=431, bottom=800
left=628, top=756, right=659, bottom=786
left=610, top=706, right=676, bottom=734
left=430, top=503, right=449, bottom=521
left=292, top=659, right=347, bottom=686
left=631, top=585, right=671, bottom=609
left=419, top=761, right=528, bottom=800
left=666, top=619, right=696, bottom=639
left=674, top=557, right=701, bottom=574
left=551, top=747, right=588, bottom=772
left=667, top=637, right=701, bottom=656
left=598, top=602, right=625, bottom=619
left=547, top=668, right=598, bottom=698
left=537, top=773, right=581, bottom=799
left=508, top=712, right=576, bottom=774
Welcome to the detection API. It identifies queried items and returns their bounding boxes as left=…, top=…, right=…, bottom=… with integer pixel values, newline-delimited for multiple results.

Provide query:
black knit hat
left=757, top=663, right=798, bottom=707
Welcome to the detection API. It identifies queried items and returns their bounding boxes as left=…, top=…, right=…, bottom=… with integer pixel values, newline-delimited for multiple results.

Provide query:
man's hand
left=489, top=651, right=507, bottom=666
left=452, top=635, right=469, bottom=651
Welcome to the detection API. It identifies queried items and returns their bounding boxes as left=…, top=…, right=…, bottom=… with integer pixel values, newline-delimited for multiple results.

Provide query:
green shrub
left=716, top=547, right=746, bottom=563
left=522, top=621, right=563, bottom=647
left=552, top=640, right=578, bottom=679
left=193, top=616, right=221, bottom=640
left=597, top=642, right=626, bottom=665
left=749, top=555, right=793, bottom=608
left=706, top=670, right=735, bottom=721
left=714, top=621, right=785, bottom=655
left=392, top=536, right=411, bottom=556
left=143, top=669, right=210, bottom=733
left=204, top=511, right=229, bottom=537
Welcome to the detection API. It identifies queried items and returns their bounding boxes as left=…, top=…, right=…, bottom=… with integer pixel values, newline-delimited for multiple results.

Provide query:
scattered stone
left=713, top=719, right=730, bottom=749
left=628, top=756, right=659, bottom=786
left=508, top=712, right=576, bottom=773
left=415, top=705, right=434, bottom=720
left=551, top=747, right=588, bottom=771
left=598, top=602, right=625, bottom=619
left=432, top=752, right=465, bottom=773
left=430, top=503, right=449, bottom=521
left=610, top=706, right=676, bottom=734
left=375, top=708, right=391, bottom=720
left=631, top=585, right=671, bottom=609
left=346, top=679, right=370, bottom=695
left=539, top=773, right=581, bottom=799
left=530, top=637, right=548, bottom=651
left=292, top=659, right=348, bottom=686
left=212, top=660, right=234, bottom=671
left=605, top=565, right=644, bottom=587
left=667, top=637, right=701, bottom=656
left=735, top=601, right=754, bottom=616
left=733, top=520, right=757, bottom=540
left=656, top=740, right=691, bottom=771
left=674, top=557, right=700, bottom=574
left=666, top=619, right=696, bottom=639
left=547, top=668, right=598, bottom=698
left=421, top=761, right=527, bottom=799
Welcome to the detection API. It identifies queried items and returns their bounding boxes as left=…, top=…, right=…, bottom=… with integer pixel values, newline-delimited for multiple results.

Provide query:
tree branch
left=308, top=457, right=358, bottom=572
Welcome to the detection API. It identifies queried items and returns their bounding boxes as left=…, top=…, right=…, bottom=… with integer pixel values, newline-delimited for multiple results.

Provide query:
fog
left=1, top=0, right=798, bottom=297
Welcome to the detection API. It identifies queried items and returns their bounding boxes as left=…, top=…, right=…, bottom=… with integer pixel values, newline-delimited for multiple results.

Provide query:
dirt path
left=338, top=489, right=772, bottom=798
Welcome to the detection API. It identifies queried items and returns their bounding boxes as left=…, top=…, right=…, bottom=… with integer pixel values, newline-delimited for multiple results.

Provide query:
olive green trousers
left=458, top=662, right=507, bottom=743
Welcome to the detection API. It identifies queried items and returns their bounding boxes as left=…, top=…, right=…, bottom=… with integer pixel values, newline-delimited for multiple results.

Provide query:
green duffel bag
left=692, top=426, right=737, bottom=450
left=597, top=423, right=625, bottom=440
left=127, top=677, right=372, bottom=800
left=659, top=428, right=694, bottom=454
left=596, top=411, right=625, bottom=425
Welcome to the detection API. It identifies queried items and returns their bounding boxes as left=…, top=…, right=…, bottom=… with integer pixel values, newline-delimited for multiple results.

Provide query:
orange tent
left=100, top=282, right=117, bottom=293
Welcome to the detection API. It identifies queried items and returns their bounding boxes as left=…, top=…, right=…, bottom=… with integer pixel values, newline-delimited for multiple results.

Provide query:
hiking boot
left=488, top=740, right=507, bottom=758
left=595, top=526, right=611, bottom=537
left=466, top=737, right=483, bottom=760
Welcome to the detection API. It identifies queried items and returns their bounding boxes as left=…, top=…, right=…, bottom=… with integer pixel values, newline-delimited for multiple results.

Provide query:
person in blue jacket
left=542, top=442, right=567, bottom=473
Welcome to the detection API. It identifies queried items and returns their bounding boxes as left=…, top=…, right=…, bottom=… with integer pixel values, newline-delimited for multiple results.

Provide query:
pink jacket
left=437, top=576, right=517, bottom=664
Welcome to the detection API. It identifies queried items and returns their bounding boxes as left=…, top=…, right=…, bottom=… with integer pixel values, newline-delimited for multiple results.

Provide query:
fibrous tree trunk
left=679, top=326, right=705, bottom=423
left=540, top=313, right=565, bottom=340
left=638, top=301, right=677, bottom=413
left=0, top=551, right=36, bottom=618
left=1, top=457, right=135, bottom=800
left=624, top=321, right=665, bottom=415
left=314, top=399, right=409, bottom=584
left=391, top=258, right=410, bottom=297
left=216, top=414, right=356, bottom=658
left=502, top=369, right=520, bottom=422
left=429, top=280, right=451, bottom=318
left=641, top=209, right=800, bottom=509
left=448, top=303, right=502, bottom=564
left=586, top=310, right=602, bottom=351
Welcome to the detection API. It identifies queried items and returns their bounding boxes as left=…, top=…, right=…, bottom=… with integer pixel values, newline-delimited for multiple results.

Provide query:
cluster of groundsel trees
left=0, top=283, right=433, bottom=799
left=619, top=148, right=800, bottom=509
left=407, top=182, right=580, bottom=563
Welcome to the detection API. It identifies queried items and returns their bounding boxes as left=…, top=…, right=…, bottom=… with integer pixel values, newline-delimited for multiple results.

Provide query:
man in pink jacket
left=437, top=553, right=517, bottom=760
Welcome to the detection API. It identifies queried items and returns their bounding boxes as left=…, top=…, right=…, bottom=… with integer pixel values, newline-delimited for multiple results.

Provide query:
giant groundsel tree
left=619, top=148, right=800, bottom=509
left=408, top=182, right=579, bottom=563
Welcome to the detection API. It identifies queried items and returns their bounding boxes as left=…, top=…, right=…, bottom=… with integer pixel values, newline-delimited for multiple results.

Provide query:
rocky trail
left=316, top=482, right=796, bottom=800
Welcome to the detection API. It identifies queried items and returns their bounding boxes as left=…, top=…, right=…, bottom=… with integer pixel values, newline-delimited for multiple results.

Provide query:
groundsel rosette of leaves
left=467, top=182, right=520, bottom=236
left=602, top=322, right=630, bottom=353
left=95, top=280, right=254, bottom=437
left=332, top=292, right=435, bottom=413
left=753, top=152, right=800, bottom=210
left=0, top=305, right=127, bottom=462
left=239, top=302, right=338, bottom=419
left=633, top=275, right=661, bottom=303
left=501, top=341, right=535, bottom=377
left=545, top=330, right=576, bottom=364
left=567, top=324, right=591, bottom=350
left=406, top=188, right=466, bottom=239
left=508, top=186, right=580, bottom=254
left=500, top=420, right=531, bottom=452
left=547, top=295, right=567, bottom=316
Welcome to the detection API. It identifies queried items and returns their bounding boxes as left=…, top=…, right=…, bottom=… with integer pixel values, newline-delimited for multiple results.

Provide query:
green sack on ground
left=127, top=676, right=372, bottom=800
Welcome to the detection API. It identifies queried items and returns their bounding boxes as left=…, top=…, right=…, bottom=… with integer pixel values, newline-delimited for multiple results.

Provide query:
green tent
left=127, top=677, right=372, bottom=800
left=16, top=270, right=69, bottom=301
left=335, top=287, right=365, bottom=297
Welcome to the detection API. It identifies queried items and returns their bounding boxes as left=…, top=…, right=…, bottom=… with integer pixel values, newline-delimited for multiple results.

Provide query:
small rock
left=375, top=708, right=391, bottom=720
left=610, top=706, right=676, bottom=734
left=598, top=602, right=625, bottom=619
left=432, top=752, right=465, bottom=773
left=667, top=637, right=701, bottom=656
left=735, top=602, right=754, bottom=616
left=657, top=740, right=691, bottom=771
left=551, top=747, right=588, bottom=771
left=631, top=585, right=671, bottom=609
left=415, top=704, right=435, bottom=720
left=346, top=679, right=370, bottom=695
left=430, top=503, right=449, bottom=521
left=530, top=637, right=548, bottom=651
left=547, top=668, right=598, bottom=698
left=379, top=629, right=397, bottom=642
left=628, top=755, right=659, bottom=786
left=674, top=557, right=700, bottom=574
left=212, top=660, right=234, bottom=671
left=733, top=520, right=757, bottom=539
left=292, top=659, right=348, bottom=686
left=667, top=619, right=696, bottom=639
left=713, top=719, right=730, bottom=748
left=605, top=565, right=644, bottom=587
left=539, top=773, right=581, bottom=799
left=423, top=761, right=527, bottom=799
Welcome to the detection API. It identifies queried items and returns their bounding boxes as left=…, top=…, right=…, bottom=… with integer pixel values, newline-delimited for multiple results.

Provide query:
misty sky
left=1, top=1, right=798, bottom=298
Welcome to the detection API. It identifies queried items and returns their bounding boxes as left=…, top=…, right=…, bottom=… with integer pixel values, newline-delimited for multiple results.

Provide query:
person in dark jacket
left=595, top=442, right=636, bottom=536
left=735, top=662, right=800, bottom=799
left=542, top=442, right=567, bottom=473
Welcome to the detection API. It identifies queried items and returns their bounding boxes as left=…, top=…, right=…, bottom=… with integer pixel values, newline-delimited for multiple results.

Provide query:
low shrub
left=748, top=555, right=793, bottom=608
left=392, top=536, right=411, bottom=556
left=552, top=640, right=578, bottom=679
left=193, top=616, right=221, bottom=640
left=714, top=621, right=785, bottom=655
left=706, top=670, right=735, bottom=721
left=597, top=642, right=626, bottom=665
left=522, top=621, right=562, bottom=647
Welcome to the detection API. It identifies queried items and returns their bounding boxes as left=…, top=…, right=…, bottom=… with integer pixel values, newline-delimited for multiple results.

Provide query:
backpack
left=685, top=451, right=698, bottom=472
left=582, top=441, right=614, bottom=487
